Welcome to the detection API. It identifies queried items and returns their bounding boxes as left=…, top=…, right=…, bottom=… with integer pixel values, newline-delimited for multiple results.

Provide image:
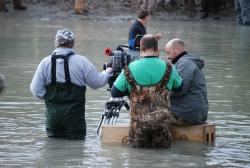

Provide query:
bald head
left=165, top=39, right=186, bottom=60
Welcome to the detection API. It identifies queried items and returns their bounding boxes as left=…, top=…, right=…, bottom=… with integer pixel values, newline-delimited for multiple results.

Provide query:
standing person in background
left=0, top=73, right=5, bottom=93
left=0, top=0, right=26, bottom=12
left=235, top=0, right=250, bottom=25
left=128, top=10, right=161, bottom=50
left=165, top=38, right=208, bottom=125
left=128, top=10, right=148, bottom=50
left=30, top=29, right=112, bottom=139
left=200, top=0, right=221, bottom=20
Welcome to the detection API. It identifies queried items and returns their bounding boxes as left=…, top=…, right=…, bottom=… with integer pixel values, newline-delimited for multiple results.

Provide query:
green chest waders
left=45, top=52, right=86, bottom=139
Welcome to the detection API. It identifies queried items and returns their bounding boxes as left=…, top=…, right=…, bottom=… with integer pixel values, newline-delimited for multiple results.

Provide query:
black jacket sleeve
left=111, top=85, right=129, bottom=98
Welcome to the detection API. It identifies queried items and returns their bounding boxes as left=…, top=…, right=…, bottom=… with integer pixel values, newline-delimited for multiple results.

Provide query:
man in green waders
left=30, top=29, right=112, bottom=139
left=111, top=35, right=183, bottom=147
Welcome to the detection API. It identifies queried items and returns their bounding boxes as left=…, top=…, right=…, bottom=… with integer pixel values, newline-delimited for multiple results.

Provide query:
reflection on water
left=0, top=19, right=250, bottom=167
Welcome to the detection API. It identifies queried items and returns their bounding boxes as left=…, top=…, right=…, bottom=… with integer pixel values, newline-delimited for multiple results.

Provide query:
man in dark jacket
left=128, top=10, right=161, bottom=50
left=165, top=39, right=208, bottom=125
left=128, top=10, right=149, bottom=50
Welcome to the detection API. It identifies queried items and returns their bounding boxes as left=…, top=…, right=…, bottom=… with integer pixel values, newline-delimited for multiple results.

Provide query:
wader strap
left=51, top=56, right=57, bottom=85
left=124, top=66, right=137, bottom=90
left=156, top=61, right=172, bottom=90
left=51, top=52, right=74, bottom=85
left=63, top=57, right=71, bottom=84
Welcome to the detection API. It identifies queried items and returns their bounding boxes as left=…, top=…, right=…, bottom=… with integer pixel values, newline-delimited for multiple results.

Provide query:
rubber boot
left=0, top=0, right=8, bottom=12
left=200, top=0, right=208, bottom=19
left=13, top=0, right=26, bottom=10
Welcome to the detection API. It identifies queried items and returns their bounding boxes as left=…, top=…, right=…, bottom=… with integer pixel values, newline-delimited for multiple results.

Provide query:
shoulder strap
left=51, top=52, right=74, bottom=85
left=156, top=61, right=172, bottom=90
left=124, top=66, right=137, bottom=90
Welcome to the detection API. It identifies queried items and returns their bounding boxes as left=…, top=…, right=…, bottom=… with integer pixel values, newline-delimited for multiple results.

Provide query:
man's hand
left=105, top=67, right=113, bottom=74
left=155, top=33, right=162, bottom=41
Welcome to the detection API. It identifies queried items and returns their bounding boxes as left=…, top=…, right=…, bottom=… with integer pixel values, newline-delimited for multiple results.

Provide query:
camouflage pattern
left=124, top=62, right=173, bottom=148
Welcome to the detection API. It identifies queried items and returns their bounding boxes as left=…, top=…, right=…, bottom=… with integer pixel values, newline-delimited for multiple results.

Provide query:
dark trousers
left=235, top=0, right=250, bottom=25
left=0, top=0, right=24, bottom=11
left=201, top=0, right=221, bottom=14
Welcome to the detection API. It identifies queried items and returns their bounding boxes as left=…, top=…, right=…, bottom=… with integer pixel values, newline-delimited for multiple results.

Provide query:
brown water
left=0, top=18, right=250, bottom=167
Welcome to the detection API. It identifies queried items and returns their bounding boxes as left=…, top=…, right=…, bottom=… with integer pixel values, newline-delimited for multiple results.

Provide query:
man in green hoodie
left=165, top=38, right=208, bottom=125
left=111, top=35, right=183, bottom=147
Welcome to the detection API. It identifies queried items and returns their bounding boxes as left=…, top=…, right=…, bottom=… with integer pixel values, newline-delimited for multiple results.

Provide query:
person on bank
left=128, top=10, right=161, bottom=50
left=0, top=0, right=26, bottom=12
left=30, top=29, right=112, bottom=140
left=235, top=0, right=250, bottom=25
left=165, top=38, right=208, bottom=125
left=111, top=35, right=183, bottom=147
left=200, top=0, right=221, bottom=20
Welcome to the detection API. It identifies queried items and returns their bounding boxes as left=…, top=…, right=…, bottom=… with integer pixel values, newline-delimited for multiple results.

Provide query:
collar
left=136, top=19, right=145, bottom=28
left=52, top=47, right=75, bottom=56
left=142, top=55, right=159, bottom=58
left=172, top=51, right=187, bottom=64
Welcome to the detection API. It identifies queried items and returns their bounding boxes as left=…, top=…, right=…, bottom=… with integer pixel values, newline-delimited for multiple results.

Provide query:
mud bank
left=1, top=0, right=236, bottom=22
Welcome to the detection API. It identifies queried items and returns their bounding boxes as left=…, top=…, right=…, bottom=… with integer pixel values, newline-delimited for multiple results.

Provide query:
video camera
left=103, top=45, right=140, bottom=90
left=96, top=45, right=139, bottom=135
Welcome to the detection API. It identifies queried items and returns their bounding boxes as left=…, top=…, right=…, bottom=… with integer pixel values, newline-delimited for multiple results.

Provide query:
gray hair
left=166, top=38, right=186, bottom=50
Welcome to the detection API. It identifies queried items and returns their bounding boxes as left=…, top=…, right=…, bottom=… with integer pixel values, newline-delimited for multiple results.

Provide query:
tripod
left=96, top=97, right=130, bottom=135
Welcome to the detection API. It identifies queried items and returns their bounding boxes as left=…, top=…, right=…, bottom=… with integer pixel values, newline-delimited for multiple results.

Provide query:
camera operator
left=110, top=35, right=183, bottom=147
left=111, top=34, right=182, bottom=98
left=30, top=29, right=112, bottom=140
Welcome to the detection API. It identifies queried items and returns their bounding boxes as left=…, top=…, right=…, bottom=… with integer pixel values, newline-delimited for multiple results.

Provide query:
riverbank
left=0, top=0, right=236, bottom=22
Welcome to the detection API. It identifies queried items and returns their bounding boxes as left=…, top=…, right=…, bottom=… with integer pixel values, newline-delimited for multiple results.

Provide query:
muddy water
left=0, top=19, right=250, bottom=167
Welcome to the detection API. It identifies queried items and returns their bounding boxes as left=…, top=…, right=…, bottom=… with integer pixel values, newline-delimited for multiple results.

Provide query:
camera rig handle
left=96, top=97, right=129, bottom=135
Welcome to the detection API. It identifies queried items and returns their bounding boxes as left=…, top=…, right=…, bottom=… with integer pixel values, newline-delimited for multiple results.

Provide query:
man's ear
left=140, top=49, right=146, bottom=56
left=140, top=50, right=144, bottom=54
left=156, top=49, right=160, bottom=56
